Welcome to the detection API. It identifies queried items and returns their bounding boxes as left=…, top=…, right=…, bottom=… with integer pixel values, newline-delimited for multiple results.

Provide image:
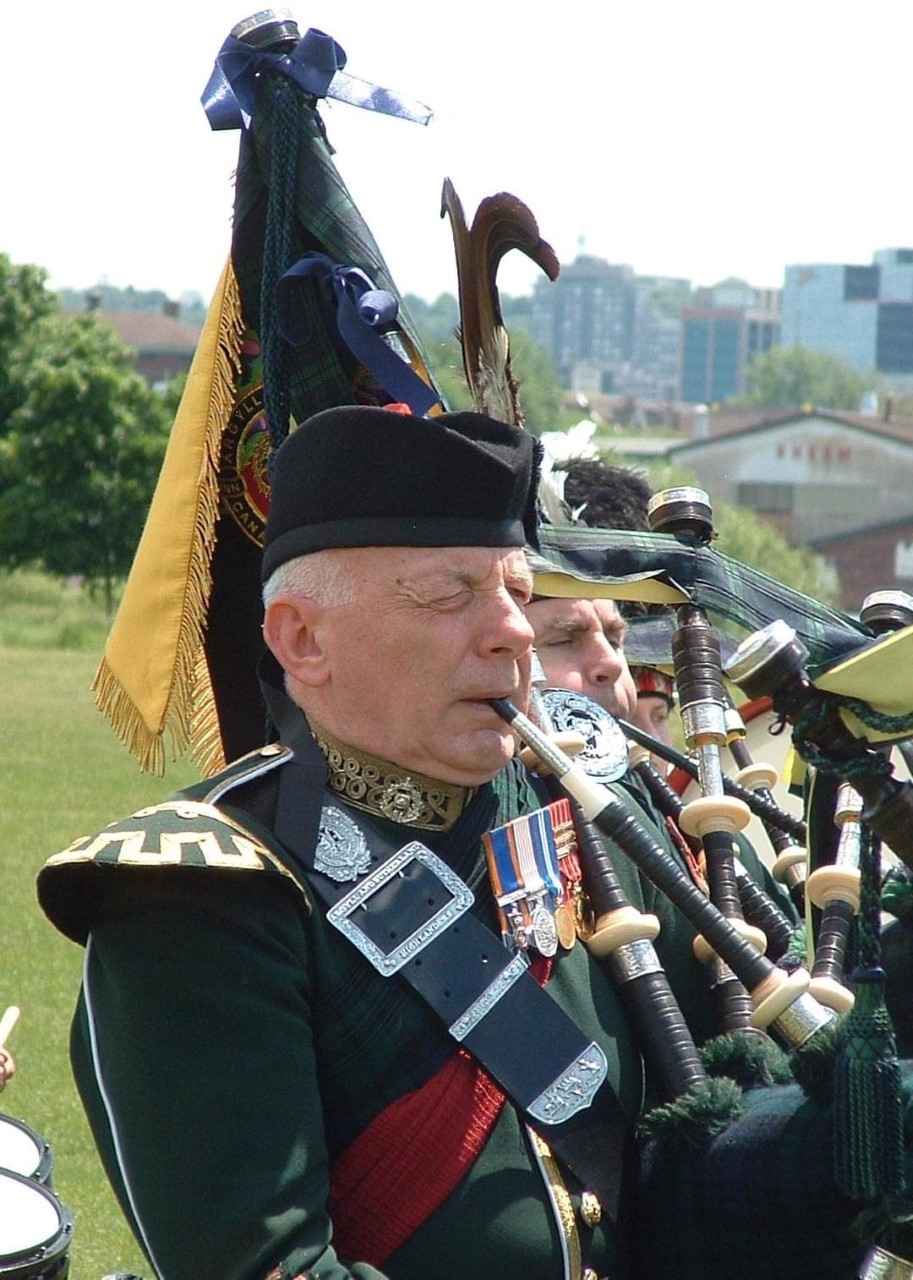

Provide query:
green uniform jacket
left=38, top=702, right=802, bottom=1280
left=40, top=718, right=682, bottom=1280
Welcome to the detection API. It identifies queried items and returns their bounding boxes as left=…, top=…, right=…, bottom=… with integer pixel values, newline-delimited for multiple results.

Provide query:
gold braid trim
left=528, top=1128, right=584, bottom=1280
left=91, top=259, right=244, bottom=777
left=309, top=720, right=469, bottom=832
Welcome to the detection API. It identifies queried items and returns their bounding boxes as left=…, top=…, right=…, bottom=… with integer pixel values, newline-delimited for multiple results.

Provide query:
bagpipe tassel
left=834, top=826, right=905, bottom=1203
left=834, top=971, right=904, bottom=1201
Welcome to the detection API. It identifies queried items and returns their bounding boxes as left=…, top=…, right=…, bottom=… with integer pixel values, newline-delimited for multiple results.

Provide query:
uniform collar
left=309, top=719, right=470, bottom=833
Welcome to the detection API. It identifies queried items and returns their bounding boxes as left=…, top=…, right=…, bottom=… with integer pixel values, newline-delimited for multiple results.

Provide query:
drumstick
left=0, top=1005, right=20, bottom=1049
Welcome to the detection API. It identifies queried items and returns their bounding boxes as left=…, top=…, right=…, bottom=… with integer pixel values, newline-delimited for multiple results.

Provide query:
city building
left=529, top=255, right=687, bottom=400
left=679, top=280, right=780, bottom=404
left=666, top=405, right=913, bottom=549
left=781, top=248, right=913, bottom=387
left=530, top=256, right=636, bottom=394
left=809, top=516, right=913, bottom=613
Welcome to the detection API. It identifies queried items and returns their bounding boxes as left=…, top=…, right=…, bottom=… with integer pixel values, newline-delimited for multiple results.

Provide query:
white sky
left=4, top=1, right=912, bottom=306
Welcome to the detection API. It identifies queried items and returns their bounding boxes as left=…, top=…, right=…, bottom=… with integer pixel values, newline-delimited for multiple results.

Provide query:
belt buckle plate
left=326, top=840, right=474, bottom=976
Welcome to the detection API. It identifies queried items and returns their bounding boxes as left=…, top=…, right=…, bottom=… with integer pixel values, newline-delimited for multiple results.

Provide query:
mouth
left=463, top=695, right=518, bottom=717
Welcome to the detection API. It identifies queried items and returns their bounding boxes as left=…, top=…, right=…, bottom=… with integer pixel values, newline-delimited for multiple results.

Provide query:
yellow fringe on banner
left=92, top=259, right=244, bottom=777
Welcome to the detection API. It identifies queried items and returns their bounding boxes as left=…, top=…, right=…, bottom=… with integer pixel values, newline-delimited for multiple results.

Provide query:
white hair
left=262, top=549, right=358, bottom=609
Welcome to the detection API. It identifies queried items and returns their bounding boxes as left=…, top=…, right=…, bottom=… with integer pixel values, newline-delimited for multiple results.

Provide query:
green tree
left=739, top=345, right=873, bottom=412
left=403, top=292, right=460, bottom=342
left=421, top=332, right=575, bottom=435
left=424, top=337, right=474, bottom=412
left=711, top=502, right=838, bottom=603
left=0, top=311, right=171, bottom=613
left=0, top=255, right=58, bottom=429
left=509, top=332, right=577, bottom=434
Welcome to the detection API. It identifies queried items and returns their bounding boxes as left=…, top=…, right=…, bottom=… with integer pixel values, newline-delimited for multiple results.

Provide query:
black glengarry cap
left=262, top=405, right=540, bottom=579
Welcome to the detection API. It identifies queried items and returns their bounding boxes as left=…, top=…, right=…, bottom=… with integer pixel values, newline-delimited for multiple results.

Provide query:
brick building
left=95, top=308, right=201, bottom=389
left=810, top=517, right=913, bottom=612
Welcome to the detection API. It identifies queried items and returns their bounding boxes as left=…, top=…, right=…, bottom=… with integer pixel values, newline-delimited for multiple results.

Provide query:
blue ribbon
left=201, top=26, right=433, bottom=131
left=275, top=253, right=440, bottom=416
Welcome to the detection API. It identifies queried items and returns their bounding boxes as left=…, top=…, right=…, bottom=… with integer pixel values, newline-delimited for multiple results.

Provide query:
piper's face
left=528, top=595, right=637, bottom=720
left=306, top=545, right=534, bottom=786
left=632, top=693, right=673, bottom=746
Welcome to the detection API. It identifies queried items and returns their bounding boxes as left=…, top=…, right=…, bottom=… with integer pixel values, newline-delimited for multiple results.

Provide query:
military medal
left=482, top=806, right=571, bottom=956
left=529, top=900, right=559, bottom=957
left=548, top=798, right=593, bottom=944
left=553, top=898, right=578, bottom=951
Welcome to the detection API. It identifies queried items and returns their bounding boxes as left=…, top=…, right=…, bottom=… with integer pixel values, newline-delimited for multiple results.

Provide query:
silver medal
left=529, top=900, right=559, bottom=957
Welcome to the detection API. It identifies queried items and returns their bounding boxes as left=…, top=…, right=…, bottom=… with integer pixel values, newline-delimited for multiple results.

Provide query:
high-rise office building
left=781, top=248, right=913, bottom=379
left=529, top=255, right=686, bottom=399
left=679, top=281, right=780, bottom=404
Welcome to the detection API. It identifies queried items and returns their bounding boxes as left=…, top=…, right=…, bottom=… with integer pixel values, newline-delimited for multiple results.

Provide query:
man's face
left=631, top=693, right=673, bottom=746
left=527, top=596, right=637, bottom=719
left=296, top=545, right=534, bottom=786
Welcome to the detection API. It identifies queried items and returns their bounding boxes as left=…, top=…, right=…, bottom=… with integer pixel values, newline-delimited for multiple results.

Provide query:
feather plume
left=441, top=179, right=559, bottom=427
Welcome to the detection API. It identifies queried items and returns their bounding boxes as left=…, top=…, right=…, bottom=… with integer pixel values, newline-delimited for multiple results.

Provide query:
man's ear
left=263, top=596, right=331, bottom=687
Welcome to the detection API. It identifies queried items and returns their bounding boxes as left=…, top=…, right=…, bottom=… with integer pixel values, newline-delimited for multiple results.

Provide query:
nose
left=482, top=591, right=535, bottom=660
left=588, top=634, right=624, bottom=687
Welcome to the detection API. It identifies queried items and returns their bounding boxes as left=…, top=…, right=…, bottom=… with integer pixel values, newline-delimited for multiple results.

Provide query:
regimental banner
left=92, top=15, right=442, bottom=777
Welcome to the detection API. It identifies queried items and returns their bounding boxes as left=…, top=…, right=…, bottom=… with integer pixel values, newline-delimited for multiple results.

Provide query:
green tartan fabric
left=631, top=1066, right=913, bottom=1279
left=622, top=610, right=741, bottom=670
left=537, top=524, right=870, bottom=676
left=634, top=1081, right=851, bottom=1278
left=205, top=71, right=442, bottom=763
left=234, top=76, right=439, bottom=424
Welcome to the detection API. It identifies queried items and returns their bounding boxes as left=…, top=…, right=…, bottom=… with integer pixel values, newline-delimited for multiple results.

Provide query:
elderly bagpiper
left=34, top=10, right=913, bottom=1280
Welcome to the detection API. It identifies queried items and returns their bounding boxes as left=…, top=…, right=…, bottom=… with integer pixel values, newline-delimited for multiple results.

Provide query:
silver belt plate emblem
left=541, top=689, right=629, bottom=782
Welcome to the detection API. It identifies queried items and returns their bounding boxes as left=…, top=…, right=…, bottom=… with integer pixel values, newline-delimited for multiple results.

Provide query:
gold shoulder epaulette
left=38, top=745, right=304, bottom=945
left=44, top=799, right=285, bottom=876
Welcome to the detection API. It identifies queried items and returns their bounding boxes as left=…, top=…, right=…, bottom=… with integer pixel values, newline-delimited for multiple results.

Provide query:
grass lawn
left=1, top=617, right=197, bottom=1278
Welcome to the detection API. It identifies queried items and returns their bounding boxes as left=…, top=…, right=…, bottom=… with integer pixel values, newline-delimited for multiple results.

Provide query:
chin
left=435, top=730, right=514, bottom=787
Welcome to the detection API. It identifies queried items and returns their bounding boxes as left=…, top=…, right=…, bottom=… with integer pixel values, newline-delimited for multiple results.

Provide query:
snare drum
left=0, top=1169, right=71, bottom=1279
left=0, top=1117, right=52, bottom=1186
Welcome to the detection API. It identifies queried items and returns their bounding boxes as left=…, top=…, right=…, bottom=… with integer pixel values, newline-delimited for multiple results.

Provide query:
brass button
left=579, top=1191, right=602, bottom=1228
left=582, top=1268, right=599, bottom=1280
left=261, top=744, right=284, bottom=756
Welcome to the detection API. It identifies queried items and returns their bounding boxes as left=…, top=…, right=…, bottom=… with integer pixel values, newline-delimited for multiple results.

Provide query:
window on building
left=736, top=483, right=795, bottom=513
left=710, top=319, right=740, bottom=401
left=877, top=303, right=913, bottom=373
left=895, top=541, right=913, bottom=580
left=844, top=265, right=880, bottom=301
left=681, top=319, right=711, bottom=402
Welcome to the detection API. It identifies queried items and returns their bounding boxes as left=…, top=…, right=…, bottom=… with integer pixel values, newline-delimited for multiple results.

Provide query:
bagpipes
left=517, top=499, right=913, bottom=1277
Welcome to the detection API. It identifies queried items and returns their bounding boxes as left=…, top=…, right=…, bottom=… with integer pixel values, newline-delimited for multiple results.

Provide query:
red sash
left=328, top=955, right=552, bottom=1265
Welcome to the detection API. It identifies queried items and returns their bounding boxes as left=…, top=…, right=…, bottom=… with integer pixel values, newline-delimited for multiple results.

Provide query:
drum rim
left=0, top=1167, right=72, bottom=1268
left=0, top=1113, right=53, bottom=1182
